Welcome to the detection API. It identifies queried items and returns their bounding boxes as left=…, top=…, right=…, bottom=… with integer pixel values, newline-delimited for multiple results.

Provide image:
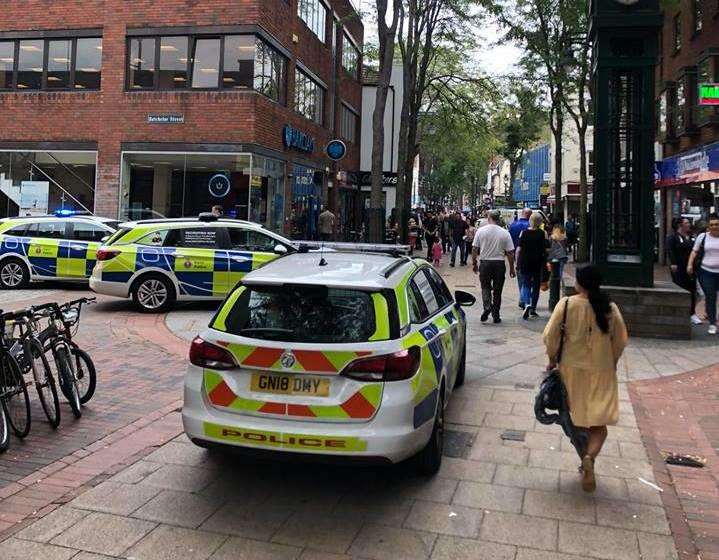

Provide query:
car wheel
left=455, top=339, right=466, bottom=388
left=0, top=258, right=29, bottom=289
left=132, top=274, right=176, bottom=313
left=415, top=390, right=444, bottom=475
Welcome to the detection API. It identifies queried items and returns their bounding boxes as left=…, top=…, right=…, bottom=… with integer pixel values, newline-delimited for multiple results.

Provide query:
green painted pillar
left=590, top=0, right=663, bottom=287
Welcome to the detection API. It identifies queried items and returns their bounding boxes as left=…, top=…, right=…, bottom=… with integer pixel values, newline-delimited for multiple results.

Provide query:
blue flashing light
left=54, top=209, right=76, bottom=217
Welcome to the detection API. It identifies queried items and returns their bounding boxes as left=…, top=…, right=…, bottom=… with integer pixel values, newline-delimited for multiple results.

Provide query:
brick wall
left=0, top=0, right=363, bottom=218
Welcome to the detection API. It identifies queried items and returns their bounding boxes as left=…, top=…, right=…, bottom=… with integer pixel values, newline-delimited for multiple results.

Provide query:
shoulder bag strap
left=556, top=298, right=570, bottom=365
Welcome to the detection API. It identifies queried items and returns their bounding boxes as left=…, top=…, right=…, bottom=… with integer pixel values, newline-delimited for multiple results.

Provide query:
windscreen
left=222, top=285, right=378, bottom=343
left=105, top=228, right=132, bottom=245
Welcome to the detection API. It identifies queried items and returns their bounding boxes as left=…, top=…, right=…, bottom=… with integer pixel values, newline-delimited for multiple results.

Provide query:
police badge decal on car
left=280, top=350, right=296, bottom=369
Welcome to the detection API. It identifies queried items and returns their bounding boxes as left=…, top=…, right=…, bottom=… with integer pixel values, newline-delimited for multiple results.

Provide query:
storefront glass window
left=289, top=165, right=323, bottom=240
left=129, top=38, right=156, bottom=89
left=159, top=36, right=188, bottom=89
left=0, top=42, right=14, bottom=90
left=17, top=40, right=44, bottom=90
left=75, top=38, right=102, bottom=90
left=47, top=40, right=72, bottom=89
left=191, top=38, right=220, bottom=89
left=0, top=151, right=97, bottom=217
left=251, top=156, right=285, bottom=232
left=223, top=35, right=255, bottom=89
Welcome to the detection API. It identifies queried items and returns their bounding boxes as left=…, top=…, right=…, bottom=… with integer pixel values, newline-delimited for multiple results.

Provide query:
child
left=432, top=236, right=443, bottom=268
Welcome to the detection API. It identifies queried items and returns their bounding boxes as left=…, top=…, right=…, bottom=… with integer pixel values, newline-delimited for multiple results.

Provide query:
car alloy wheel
left=1, top=262, right=24, bottom=288
left=137, top=279, right=168, bottom=310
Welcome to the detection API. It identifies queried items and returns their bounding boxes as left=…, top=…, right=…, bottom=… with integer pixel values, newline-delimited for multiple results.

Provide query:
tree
left=369, top=0, right=403, bottom=242
left=494, top=84, right=545, bottom=203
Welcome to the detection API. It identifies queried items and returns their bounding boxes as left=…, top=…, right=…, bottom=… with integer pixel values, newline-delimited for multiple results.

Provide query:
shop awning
left=656, top=141, right=719, bottom=188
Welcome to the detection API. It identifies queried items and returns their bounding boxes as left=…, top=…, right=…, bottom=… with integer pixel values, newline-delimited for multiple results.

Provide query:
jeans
left=698, top=268, right=719, bottom=325
left=479, top=260, right=506, bottom=317
left=520, top=266, right=543, bottom=310
left=450, top=238, right=466, bottom=265
left=516, top=269, right=526, bottom=307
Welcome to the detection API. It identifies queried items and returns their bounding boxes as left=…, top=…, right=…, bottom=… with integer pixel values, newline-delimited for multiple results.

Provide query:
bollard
left=549, top=259, right=561, bottom=312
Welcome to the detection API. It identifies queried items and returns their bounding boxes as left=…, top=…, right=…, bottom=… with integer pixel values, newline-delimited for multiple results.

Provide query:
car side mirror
left=274, top=244, right=288, bottom=255
left=454, top=290, right=476, bottom=307
left=100, top=235, right=110, bottom=243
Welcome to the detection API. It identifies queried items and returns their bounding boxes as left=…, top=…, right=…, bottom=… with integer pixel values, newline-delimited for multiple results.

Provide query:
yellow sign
left=251, top=175, right=263, bottom=187
left=251, top=373, right=330, bottom=397
left=203, top=422, right=367, bottom=452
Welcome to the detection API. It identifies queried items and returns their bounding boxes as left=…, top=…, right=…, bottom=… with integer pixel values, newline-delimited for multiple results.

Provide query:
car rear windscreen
left=105, top=228, right=132, bottom=245
left=221, top=285, right=378, bottom=343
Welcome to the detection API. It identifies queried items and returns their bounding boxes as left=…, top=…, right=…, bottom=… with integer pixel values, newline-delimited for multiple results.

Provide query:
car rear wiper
left=237, top=327, right=294, bottom=336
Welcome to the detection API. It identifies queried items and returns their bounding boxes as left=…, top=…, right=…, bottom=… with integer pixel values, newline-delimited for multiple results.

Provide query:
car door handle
left=70, top=245, right=85, bottom=251
left=175, top=253, right=187, bottom=259
left=230, top=256, right=251, bottom=262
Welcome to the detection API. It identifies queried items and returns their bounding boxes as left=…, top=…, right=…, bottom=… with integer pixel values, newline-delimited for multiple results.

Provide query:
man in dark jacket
left=668, top=217, right=701, bottom=324
left=450, top=210, right=469, bottom=267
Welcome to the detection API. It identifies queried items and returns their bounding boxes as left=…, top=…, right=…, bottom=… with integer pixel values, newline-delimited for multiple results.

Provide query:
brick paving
left=0, top=257, right=716, bottom=559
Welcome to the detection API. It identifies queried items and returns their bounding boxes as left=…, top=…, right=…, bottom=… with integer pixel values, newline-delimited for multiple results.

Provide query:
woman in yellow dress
left=542, top=266, right=628, bottom=492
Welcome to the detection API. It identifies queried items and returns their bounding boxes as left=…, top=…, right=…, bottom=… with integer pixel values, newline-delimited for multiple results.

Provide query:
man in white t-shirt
left=472, top=210, right=516, bottom=323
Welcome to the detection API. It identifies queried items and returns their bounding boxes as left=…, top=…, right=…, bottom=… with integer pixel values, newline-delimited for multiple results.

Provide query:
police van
left=0, top=213, right=118, bottom=289
left=89, top=215, right=298, bottom=312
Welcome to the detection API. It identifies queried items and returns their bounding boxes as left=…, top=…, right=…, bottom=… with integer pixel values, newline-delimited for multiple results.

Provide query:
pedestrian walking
left=423, top=212, right=438, bottom=261
left=667, top=217, right=701, bottom=325
left=471, top=210, right=516, bottom=324
left=542, top=265, right=628, bottom=492
left=517, top=212, right=550, bottom=320
left=687, top=213, right=719, bottom=335
left=465, top=219, right=477, bottom=265
left=408, top=218, right=419, bottom=252
left=432, top=236, right=443, bottom=268
left=450, top=210, right=469, bottom=267
left=318, top=207, right=335, bottom=242
left=510, top=208, right=532, bottom=308
left=440, top=212, right=451, bottom=253
left=548, top=224, right=570, bottom=278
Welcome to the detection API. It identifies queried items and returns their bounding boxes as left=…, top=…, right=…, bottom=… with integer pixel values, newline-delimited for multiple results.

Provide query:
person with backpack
left=542, top=265, right=628, bottom=492
left=687, top=213, right=719, bottom=335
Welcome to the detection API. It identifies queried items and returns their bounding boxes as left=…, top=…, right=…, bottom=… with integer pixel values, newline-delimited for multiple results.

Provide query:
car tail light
left=189, top=337, right=237, bottom=370
left=96, top=248, right=121, bottom=261
left=342, top=347, right=421, bottom=382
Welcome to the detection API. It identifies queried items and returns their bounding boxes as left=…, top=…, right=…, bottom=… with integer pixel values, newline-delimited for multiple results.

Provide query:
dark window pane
left=159, top=36, right=188, bottom=89
left=17, top=40, right=44, bottom=90
left=178, top=227, right=219, bottom=248
left=75, top=38, right=102, bottom=90
left=34, top=221, right=67, bottom=239
left=72, top=222, right=108, bottom=242
left=294, top=68, right=324, bottom=124
left=223, top=35, right=254, bottom=89
left=228, top=228, right=276, bottom=251
left=191, top=38, right=220, bottom=88
left=342, top=33, right=358, bottom=77
left=47, top=40, right=72, bottom=89
left=340, top=104, right=357, bottom=143
left=0, top=41, right=14, bottom=90
left=253, top=38, right=286, bottom=104
left=129, top=38, right=156, bottom=89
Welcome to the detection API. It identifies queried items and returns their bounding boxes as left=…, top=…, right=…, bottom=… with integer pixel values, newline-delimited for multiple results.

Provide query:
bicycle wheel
left=0, top=406, right=8, bottom=453
left=0, top=352, right=31, bottom=438
left=54, top=343, right=81, bottom=419
left=27, top=340, right=60, bottom=428
left=72, top=347, right=96, bottom=404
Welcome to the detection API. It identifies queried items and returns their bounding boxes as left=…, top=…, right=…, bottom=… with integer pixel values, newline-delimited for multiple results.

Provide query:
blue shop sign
left=292, top=165, right=321, bottom=197
left=283, top=125, right=315, bottom=153
left=656, top=141, right=719, bottom=187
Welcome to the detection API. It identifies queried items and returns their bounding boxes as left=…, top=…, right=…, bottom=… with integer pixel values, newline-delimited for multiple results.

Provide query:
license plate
left=251, top=373, right=330, bottom=397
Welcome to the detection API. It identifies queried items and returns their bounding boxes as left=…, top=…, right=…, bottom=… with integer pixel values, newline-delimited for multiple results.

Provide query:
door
left=172, top=227, right=221, bottom=297
left=63, top=221, right=113, bottom=279
left=26, top=220, right=67, bottom=278
left=423, top=267, right=461, bottom=385
left=222, top=227, right=282, bottom=294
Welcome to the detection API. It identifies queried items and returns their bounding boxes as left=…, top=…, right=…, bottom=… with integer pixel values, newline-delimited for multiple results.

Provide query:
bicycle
left=0, top=312, right=29, bottom=448
left=4, top=308, right=61, bottom=428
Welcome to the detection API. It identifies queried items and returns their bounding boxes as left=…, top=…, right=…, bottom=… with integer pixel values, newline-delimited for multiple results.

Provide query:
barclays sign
left=283, top=125, right=315, bottom=153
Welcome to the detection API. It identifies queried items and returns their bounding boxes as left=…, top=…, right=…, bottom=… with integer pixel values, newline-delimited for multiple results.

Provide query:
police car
left=0, top=212, right=118, bottom=289
left=182, top=251, right=476, bottom=473
left=89, top=215, right=299, bottom=313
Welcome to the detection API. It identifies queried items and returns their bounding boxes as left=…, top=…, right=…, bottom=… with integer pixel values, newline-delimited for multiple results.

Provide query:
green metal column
left=590, top=0, right=663, bottom=287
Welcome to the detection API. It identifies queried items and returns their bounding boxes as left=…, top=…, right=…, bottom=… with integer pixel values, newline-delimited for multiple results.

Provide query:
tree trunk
left=577, top=123, right=589, bottom=262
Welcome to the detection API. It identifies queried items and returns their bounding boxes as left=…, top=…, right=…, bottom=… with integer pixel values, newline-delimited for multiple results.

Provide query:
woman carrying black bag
left=542, top=266, right=628, bottom=492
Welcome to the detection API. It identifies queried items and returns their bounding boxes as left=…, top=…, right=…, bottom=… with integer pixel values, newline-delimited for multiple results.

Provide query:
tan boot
left=581, top=455, right=596, bottom=493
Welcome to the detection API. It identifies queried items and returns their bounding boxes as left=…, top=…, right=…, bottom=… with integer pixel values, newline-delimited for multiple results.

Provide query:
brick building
left=0, top=0, right=363, bottom=239
left=655, top=1, right=719, bottom=254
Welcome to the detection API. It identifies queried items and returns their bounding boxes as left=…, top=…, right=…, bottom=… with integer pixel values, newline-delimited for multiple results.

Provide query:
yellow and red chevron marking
left=215, top=342, right=371, bottom=374
left=203, top=370, right=382, bottom=420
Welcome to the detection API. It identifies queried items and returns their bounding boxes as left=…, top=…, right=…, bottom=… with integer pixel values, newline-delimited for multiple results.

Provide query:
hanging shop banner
left=292, top=165, right=320, bottom=197
left=655, top=141, right=719, bottom=187
left=283, top=125, right=315, bottom=153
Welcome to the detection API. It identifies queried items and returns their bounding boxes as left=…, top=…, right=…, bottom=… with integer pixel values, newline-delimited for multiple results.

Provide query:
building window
left=298, top=0, right=327, bottom=43
left=127, top=34, right=286, bottom=103
left=340, top=103, right=358, bottom=143
left=676, top=80, right=685, bottom=130
left=673, top=13, right=682, bottom=52
left=294, top=68, right=324, bottom=124
left=588, top=150, right=595, bottom=178
left=658, top=91, right=667, bottom=137
left=693, top=0, right=703, bottom=34
left=342, top=33, right=359, bottom=78
left=0, top=37, right=101, bottom=92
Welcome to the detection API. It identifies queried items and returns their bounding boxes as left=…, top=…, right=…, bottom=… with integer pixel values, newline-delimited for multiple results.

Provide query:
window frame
left=68, top=221, right=113, bottom=243
left=341, top=32, right=359, bottom=78
left=692, top=0, right=703, bottom=35
left=0, top=36, right=102, bottom=92
left=298, top=0, right=328, bottom=43
left=673, top=13, right=682, bottom=53
left=423, top=267, right=454, bottom=311
left=294, top=66, right=325, bottom=125
left=225, top=226, right=280, bottom=253
left=339, top=102, right=359, bottom=143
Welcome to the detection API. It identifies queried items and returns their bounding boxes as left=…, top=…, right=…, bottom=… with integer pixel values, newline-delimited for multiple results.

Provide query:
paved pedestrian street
left=0, top=263, right=717, bottom=560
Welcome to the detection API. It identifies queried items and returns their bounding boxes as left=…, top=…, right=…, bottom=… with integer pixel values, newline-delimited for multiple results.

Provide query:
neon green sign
left=699, top=83, right=719, bottom=106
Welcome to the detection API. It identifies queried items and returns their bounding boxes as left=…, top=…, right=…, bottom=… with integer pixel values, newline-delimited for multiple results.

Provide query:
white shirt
left=694, top=233, right=719, bottom=273
left=472, top=224, right=514, bottom=261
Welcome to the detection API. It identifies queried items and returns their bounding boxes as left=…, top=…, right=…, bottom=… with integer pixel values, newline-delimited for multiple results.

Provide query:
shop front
left=655, top=141, right=719, bottom=262
left=288, top=164, right=323, bottom=240
left=120, top=151, right=285, bottom=232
